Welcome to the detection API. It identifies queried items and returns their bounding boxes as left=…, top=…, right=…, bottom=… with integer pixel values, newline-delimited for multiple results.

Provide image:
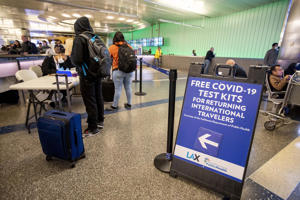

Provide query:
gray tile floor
left=0, top=67, right=299, bottom=200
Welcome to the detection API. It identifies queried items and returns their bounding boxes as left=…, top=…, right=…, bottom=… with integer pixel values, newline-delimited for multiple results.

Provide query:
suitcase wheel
left=81, top=153, right=86, bottom=159
left=46, top=155, right=52, bottom=161
left=70, top=162, right=76, bottom=168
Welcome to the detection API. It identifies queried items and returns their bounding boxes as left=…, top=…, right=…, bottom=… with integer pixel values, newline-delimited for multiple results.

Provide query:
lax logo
left=186, top=152, right=201, bottom=162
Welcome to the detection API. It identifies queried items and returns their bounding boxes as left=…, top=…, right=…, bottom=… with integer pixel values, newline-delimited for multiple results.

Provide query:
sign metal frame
left=170, top=64, right=266, bottom=199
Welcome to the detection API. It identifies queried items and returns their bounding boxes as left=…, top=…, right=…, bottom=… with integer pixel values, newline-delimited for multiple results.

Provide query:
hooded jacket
left=71, top=17, right=95, bottom=78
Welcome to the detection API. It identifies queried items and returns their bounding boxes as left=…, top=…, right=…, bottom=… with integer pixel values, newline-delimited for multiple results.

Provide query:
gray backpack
left=80, top=32, right=112, bottom=77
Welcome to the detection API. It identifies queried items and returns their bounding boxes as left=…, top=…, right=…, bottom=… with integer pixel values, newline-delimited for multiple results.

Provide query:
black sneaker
left=105, top=106, right=118, bottom=111
left=97, top=121, right=104, bottom=129
left=83, top=128, right=100, bottom=137
left=124, top=103, right=132, bottom=109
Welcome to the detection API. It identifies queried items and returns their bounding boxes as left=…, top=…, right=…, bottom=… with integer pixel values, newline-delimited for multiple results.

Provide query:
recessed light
left=94, top=21, right=101, bottom=27
left=48, top=16, right=57, bottom=19
left=106, top=16, right=114, bottom=19
left=126, top=19, right=133, bottom=22
left=47, top=18, right=54, bottom=22
left=85, top=14, right=92, bottom=18
left=62, top=13, right=71, bottom=18
left=118, top=17, right=125, bottom=21
left=73, top=13, right=81, bottom=18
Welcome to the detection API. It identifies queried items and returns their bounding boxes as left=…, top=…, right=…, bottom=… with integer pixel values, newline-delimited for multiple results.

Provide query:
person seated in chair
left=54, top=45, right=75, bottom=70
left=269, top=65, right=291, bottom=92
left=225, top=59, right=247, bottom=78
left=41, top=46, right=75, bottom=76
left=41, top=49, right=57, bottom=76
left=284, top=62, right=300, bottom=75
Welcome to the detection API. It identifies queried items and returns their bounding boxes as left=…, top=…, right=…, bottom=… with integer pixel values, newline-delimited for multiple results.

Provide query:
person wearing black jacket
left=41, top=49, right=57, bottom=76
left=21, top=35, right=38, bottom=55
left=225, top=59, right=247, bottom=78
left=71, top=16, right=104, bottom=136
left=8, top=40, right=22, bottom=55
left=203, top=47, right=215, bottom=74
left=264, top=43, right=279, bottom=66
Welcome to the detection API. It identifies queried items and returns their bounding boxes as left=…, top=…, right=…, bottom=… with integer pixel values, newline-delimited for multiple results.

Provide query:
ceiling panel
left=0, top=0, right=282, bottom=38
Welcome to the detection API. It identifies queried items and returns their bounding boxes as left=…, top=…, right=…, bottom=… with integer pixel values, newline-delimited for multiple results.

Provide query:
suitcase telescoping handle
left=55, top=74, right=71, bottom=112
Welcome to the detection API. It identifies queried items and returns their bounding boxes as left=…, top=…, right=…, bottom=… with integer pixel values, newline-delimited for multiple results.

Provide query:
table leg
left=25, top=100, right=31, bottom=129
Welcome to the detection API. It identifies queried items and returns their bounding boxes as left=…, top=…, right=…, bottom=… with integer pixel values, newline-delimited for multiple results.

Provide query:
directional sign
left=194, top=127, right=223, bottom=157
left=198, top=134, right=219, bottom=149
left=173, top=76, right=262, bottom=182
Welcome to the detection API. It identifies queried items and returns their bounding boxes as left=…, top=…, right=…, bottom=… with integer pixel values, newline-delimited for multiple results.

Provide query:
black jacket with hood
left=71, top=17, right=96, bottom=78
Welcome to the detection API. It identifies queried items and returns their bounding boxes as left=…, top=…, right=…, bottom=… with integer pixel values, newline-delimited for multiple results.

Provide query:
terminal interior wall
left=121, top=0, right=289, bottom=58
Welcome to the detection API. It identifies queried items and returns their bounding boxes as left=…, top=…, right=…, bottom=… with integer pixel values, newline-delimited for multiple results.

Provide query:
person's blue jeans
left=154, top=58, right=160, bottom=67
left=112, top=70, right=133, bottom=107
left=203, top=59, right=211, bottom=74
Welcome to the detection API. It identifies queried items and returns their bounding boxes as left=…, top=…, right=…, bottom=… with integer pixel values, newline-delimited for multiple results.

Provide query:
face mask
left=58, top=58, right=64, bottom=63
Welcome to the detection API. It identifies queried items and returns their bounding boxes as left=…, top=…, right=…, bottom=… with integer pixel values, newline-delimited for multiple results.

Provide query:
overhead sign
left=173, top=76, right=262, bottom=182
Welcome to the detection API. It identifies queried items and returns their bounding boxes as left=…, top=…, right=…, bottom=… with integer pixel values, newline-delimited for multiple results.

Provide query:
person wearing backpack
left=71, top=17, right=111, bottom=136
left=107, top=31, right=136, bottom=111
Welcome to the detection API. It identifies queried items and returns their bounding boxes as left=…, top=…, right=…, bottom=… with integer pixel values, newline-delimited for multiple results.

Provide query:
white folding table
left=10, top=75, right=80, bottom=132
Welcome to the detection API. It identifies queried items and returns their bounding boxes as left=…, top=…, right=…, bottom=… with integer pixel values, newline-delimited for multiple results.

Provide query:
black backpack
left=80, top=32, right=112, bottom=78
left=118, top=43, right=136, bottom=73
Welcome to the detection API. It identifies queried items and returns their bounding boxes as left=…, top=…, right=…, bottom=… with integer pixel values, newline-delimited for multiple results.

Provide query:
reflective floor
left=0, top=67, right=299, bottom=200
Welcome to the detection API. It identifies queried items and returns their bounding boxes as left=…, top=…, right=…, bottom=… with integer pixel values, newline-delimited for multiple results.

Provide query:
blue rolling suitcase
left=37, top=110, right=85, bottom=168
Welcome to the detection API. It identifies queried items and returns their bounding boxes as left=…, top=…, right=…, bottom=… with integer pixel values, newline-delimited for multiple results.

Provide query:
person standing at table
left=71, top=16, right=104, bottom=136
left=264, top=43, right=279, bottom=67
left=154, top=46, right=162, bottom=67
left=203, top=47, right=215, bottom=74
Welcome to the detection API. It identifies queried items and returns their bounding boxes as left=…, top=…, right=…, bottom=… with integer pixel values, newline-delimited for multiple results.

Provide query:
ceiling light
left=47, top=18, right=54, bottom=22
left=106, top=16, right=114, bottom=19
left=73, top=13, right=81, bottom=18
left=85, top=14, right=92, bottom=18
left=118, top=17, right=125, bottom=21
left=62, top=13, right=71, bottom=18
left=95, top=21, right=101, bottom=27
left=48, top=16, right=57, bottom=19
left=158, top=18, right=203, bottom=29
left=126, top=19, right=134, bottom=22
left=157, top=0, right=204, bottom=14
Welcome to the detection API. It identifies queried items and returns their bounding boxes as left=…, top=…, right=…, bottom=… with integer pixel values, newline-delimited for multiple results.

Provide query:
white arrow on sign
left=198, top=133, right=219, bottom=150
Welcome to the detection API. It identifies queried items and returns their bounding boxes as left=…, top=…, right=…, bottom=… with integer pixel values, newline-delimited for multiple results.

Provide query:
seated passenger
left=269, top=65, right=291, bottom=91
left=8, top=40, right=22, bottom=55
left=54, top=40, right=64, bottom=49
left=284, top=62, right=300, bottom=75
left=41, top=40, right=50, bottom=54
left=55, top=46, right=75, bottom=70
left=21, top=35, right=38, bottom=55
left=41, top=49, right=56, bottom=76
left=225, top=59, right=247, bottom=78
left=41, top=46, right=75, bottom=76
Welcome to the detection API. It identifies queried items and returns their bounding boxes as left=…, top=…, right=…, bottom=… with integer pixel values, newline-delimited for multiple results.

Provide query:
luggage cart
left=264, top=71, right=300, bottom=131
